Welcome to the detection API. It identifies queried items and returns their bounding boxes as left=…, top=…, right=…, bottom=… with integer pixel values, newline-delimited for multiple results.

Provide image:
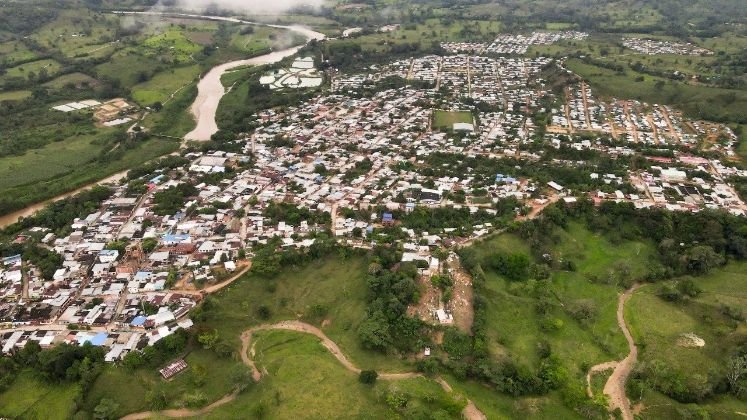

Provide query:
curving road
left=122, top=320, right=486, bottom=420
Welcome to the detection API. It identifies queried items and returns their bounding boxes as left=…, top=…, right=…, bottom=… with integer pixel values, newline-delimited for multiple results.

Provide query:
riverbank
left=1, top=13, right=324, bottom=228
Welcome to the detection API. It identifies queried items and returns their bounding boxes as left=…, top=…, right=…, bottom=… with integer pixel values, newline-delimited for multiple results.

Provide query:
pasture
left=432, top=110, right=474, bottom=130
left=199, top=256, right=413, bottom=372
left=626, top=262, right=747, bottom=418
left=202, top=330, right=462, bottom=419
left=0, top=371, right=80, bottom=419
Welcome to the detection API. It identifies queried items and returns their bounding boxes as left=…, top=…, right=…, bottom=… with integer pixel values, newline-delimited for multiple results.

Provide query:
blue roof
left=163, top=234, right=190, bottom=243
left=78, top=332, right=108, bottom=346
left=130, top=316, right=147, bottom=326
left=382, top=213, right=393, bottom=221
left=149, top=174, right=165, bottom=184
left=99, top=249, right=118, bottom=255
left=90, top=333, right=108, bottom=346
left=134, top=271, right=151, bottom=280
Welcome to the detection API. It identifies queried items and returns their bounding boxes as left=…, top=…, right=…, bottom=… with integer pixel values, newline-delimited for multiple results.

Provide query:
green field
left=131, top=64, right=200, bottom=106
left=350, top=18, right=502, bottom=52
left=143, top=29, right=203, bottom=63
left=28, top=10, right=118, bottom=58
left=433, top=110, right=474, bottom=130
left=626, top=262, right=747, bottom=418
left=0, top=136, right=179, bottom=214
left=0, top=90, right=31, bottom=101
left=1, top=58, right=62, bottom=83
left=203, top=330, right=462, bottom=419
left=83, top=348, right=245, bottom=417
left=0, top=371, right=80, bottom=419
left=199, top=256, right=412, bottom=372
left=42, top=72, right=98, bottom=89
left=470, top=222, right=657, bottom=376
left=0, top=40, right=38, bottom=65
left=565, top=58, right=747, bottom=123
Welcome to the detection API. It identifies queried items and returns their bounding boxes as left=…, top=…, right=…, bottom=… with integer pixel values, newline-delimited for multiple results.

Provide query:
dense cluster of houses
left=440, top=31, right=589, bottom=55
left=548, top=79, right=738, bottom=153
left=622, top=38, right=713, bottom=56
left=2, top=41, right=745, bottom=361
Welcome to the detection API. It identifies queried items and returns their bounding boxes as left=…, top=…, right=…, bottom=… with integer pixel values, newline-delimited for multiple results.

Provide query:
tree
left=198, top=330, right=219, bottom=349
left=93, top=398, right=119, bottom=420
left=681, top=246, right=724, bottom=275
left=256, top=305, right=271, bottom=320
left=726, top=355, right=747, bottom=395
left=359, top=370, right=378, bottom=384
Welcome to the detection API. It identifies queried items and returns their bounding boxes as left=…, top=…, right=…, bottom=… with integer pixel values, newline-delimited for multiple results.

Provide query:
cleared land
left=433, top=110, right=474, bottom=129
left=626, top=262, right=747, bottom=418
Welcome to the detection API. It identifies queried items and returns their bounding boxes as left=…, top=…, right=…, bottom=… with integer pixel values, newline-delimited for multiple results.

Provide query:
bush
left=359, top=370, right=378, bottom=384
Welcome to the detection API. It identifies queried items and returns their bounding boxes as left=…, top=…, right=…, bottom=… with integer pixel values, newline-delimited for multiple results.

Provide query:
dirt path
left=586, top=284, right=640, bottom=419
left=122, top=320, right=486, bottom=420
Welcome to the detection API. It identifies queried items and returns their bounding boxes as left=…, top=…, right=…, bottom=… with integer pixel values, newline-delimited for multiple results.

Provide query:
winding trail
left=122, top=320, right=486, bottom=420
left=586, top=284, right=641, bottom=420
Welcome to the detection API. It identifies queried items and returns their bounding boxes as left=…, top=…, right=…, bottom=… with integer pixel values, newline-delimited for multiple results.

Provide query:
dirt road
left=122, top=320, right=486, bottom=420
left=585, top=284, right=640, bottom=419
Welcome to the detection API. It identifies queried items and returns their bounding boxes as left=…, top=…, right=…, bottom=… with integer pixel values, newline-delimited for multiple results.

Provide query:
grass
left=444, top=374, right=580, bottom=419
left=565, top=58, right=747, bottom=123
left=28, top=9, right=118, bottom=58
left=199, top=256, right=413, bottom=372
left=433, top=110, right=474, bottom=130
left=143, top=83, right=198, bottom=138
left=83, top=348, right=245, bottom=417
left=0, top=370, right=80, bottom=419
left=0, top=40, right=38, bottom=65
left=350, top=18, right=501, bottom=52
left=202, top=330, right=460, bottom=419
left=0, top=90, right=31, bottom=101
left=0, top=136, right=179, bottom=214
left=143, top=29, right=202, bottom=63
left=470, top=222, right=656, bottom=376
left=131, top=64, right=200, bottom=106
left=626, top=261, right=747, bottom=418
left=1, top=58, right=62, bottom=83
left=0, top=131, right=106, bottom=191
left=42, top=72, right=98, bottom=89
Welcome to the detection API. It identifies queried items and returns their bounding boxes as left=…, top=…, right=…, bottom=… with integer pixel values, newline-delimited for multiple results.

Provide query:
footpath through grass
left=626, top=261, right=747, bottom=418
left=199, top=255, right=412, bottom=372
left=204, top=330, right=462, bottom=419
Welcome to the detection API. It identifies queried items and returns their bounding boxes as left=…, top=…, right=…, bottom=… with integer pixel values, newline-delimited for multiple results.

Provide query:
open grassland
left=203, top=330, right=461, bottom=419
left=143, top=29, right=202, bottom=63
left=200, top=256, right=412, bottom=372
left=626, top=262, right=747, bottom=418
left=0, top=40, right=38, bottom=65
left=1, top=58, right=62, bottom=83
left=142, top=83, right=198, bottom=138
left=229, top=26, right=278, bottom=53
left=445, top=374, right=580, bottom=419
left=0, top=371, right=80, bottom=419
left=83, top=348, right=245, bottom=418
left=42, top=72, right=98, bottom=89
left=433, top=110, right=474, bottom=129
left=470, top=222, right=656, bottom=376
left=0, top=131, right=105, bottom=191
left=29, top=10, right=118, bottom=58
left=0, top=89, right=31, bottom=101
left=0, top=137, right=179, bottom=214
left=131, top=64, right=200, bottom=106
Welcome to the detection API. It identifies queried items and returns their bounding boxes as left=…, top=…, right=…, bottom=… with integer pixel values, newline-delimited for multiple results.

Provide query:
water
left=0, top=13, right=325, bottom=228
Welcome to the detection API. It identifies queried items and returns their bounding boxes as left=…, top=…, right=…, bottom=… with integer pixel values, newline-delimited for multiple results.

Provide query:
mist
left=160, top=0, right=325, bottom=14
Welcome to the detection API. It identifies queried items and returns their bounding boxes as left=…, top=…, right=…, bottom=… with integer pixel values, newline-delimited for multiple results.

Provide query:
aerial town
left=2, top=42, right=745, bottom=361
left=1, top=0, right=747, bottom=418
